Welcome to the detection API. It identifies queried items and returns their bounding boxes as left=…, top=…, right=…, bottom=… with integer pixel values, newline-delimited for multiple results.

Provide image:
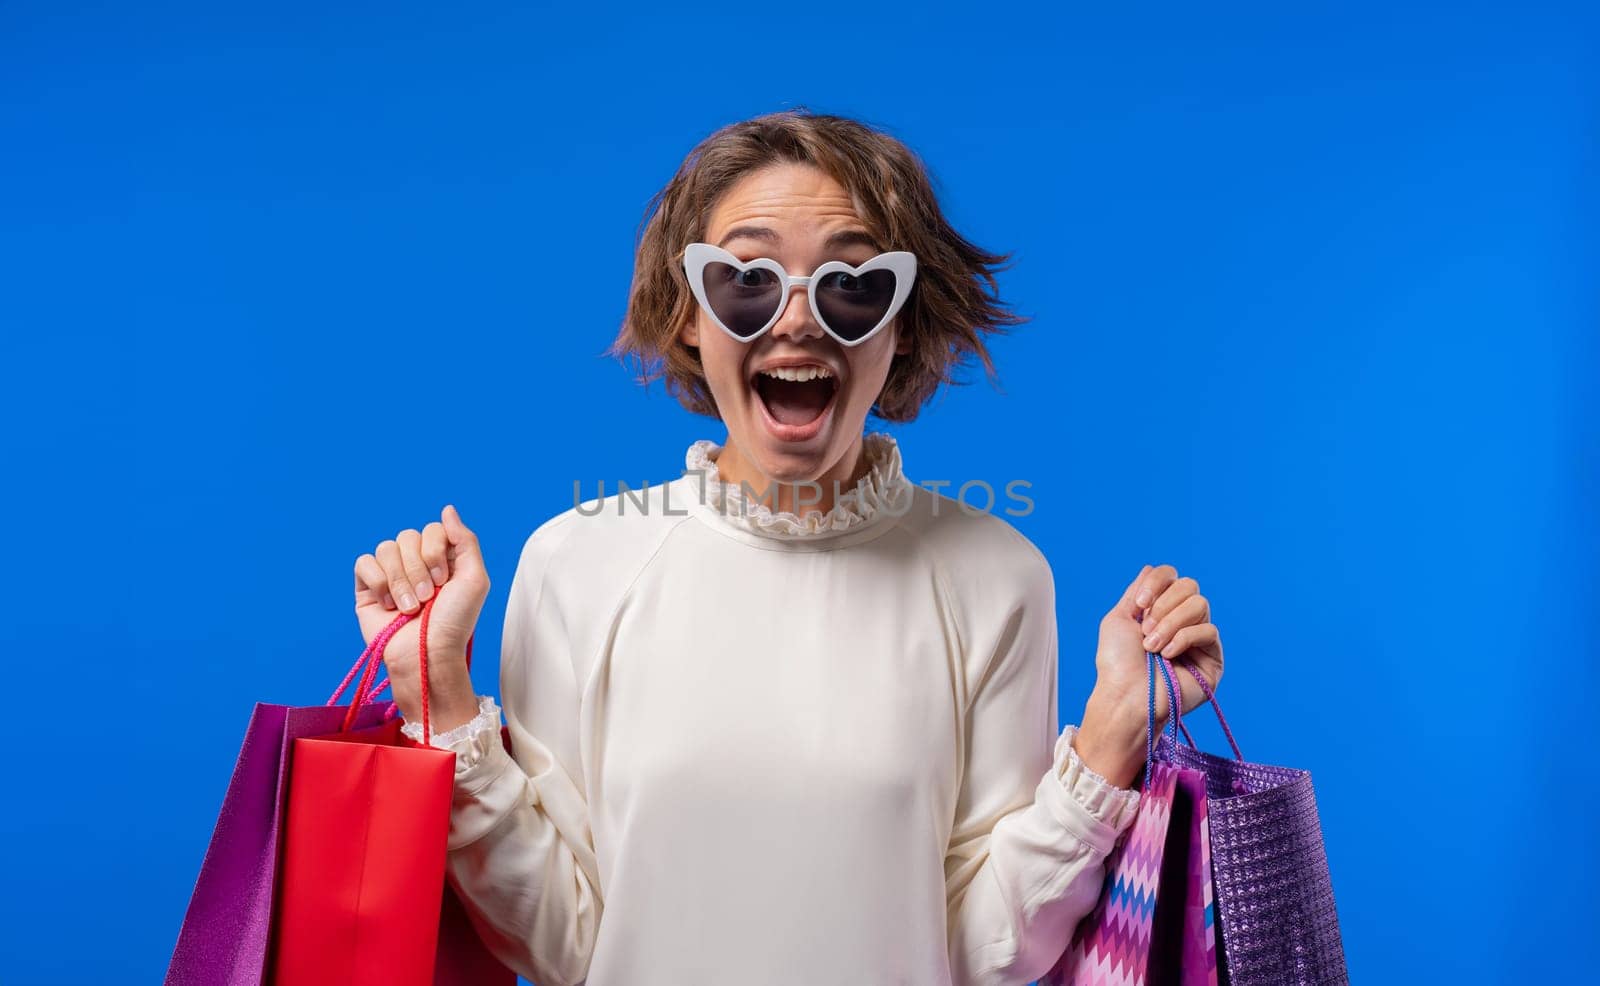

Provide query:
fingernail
left=399, top=592, right=417, bottom=610
left=430, top=566, right=446, bottom=585
left=415, top=581, right=433, bottom=602
left=1143, top=632, right=1160, bottom=650
left=1137, top=590, right=1151, bottom=607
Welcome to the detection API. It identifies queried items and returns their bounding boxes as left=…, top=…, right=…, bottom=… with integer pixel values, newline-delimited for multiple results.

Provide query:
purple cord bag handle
left=1160, top=655, right=1251, bottom=800
left=1169, top=658, right=1245, bottom=761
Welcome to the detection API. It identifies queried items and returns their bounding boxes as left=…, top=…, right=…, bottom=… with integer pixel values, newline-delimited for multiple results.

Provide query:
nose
left=768, top=280, right=825, bottom=343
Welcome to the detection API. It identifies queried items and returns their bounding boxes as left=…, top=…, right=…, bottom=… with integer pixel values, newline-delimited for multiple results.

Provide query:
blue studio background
left=2, top=3, right=1592, bottom=983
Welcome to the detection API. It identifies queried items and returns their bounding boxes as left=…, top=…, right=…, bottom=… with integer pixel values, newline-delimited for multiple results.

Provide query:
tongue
left=759, top=377, right=834, bottom=426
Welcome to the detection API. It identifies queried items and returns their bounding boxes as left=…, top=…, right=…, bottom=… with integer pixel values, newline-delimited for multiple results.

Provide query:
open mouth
left=751, top=365, right=840, bottom=430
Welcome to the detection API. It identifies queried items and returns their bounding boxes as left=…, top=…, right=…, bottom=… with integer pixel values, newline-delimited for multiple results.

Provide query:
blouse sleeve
left=401, top=518, right=603, bottom=986
left=943, top=550, right=1141, bottom=986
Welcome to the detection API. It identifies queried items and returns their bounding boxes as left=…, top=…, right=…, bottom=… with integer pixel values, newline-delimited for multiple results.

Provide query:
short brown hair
left=607, top=108, right=1030, bottom=423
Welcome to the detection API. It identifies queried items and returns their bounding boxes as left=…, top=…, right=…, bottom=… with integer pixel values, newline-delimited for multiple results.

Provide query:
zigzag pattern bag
left=1044, top=653, right=1219, bottom=985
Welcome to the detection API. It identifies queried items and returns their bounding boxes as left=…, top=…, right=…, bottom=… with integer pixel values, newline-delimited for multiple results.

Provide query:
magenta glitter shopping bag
left=163, top=699, right=396, bottom=985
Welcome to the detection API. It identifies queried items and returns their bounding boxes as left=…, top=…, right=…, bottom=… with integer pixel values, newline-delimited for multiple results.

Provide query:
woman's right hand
left=352, top=504, right=490, bottom=732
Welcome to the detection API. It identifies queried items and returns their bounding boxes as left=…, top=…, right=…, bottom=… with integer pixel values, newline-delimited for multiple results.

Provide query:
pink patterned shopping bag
left=1150, top=759, right=1219, bottom=985
left=1043, top=654, right=1218, bottom=986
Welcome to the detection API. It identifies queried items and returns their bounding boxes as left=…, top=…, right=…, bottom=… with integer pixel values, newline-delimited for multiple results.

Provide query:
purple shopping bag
left=163, top=698, right=395, bottom=985
left=1159, top=661, right=1348, bottom=985
left=1044, top=653, right=1219, bottom=986
left=168, top=605, right=515, bottom=986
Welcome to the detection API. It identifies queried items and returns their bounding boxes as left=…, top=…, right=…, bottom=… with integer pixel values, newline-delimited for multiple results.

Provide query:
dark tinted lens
left=702, top=263, right=783, bottom=340
left=815, top=269, right=897, bottom=342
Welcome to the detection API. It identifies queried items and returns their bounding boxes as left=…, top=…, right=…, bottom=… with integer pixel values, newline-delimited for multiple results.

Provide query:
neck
left=712, top=433, right=872, bottom=517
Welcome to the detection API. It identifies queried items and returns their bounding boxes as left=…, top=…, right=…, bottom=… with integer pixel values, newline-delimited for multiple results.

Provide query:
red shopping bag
left=266, top=592, right=515, bottom=986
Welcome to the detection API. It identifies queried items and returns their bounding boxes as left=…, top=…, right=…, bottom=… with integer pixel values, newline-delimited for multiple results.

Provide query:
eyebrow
left=716, top=225, right=884, bottom=253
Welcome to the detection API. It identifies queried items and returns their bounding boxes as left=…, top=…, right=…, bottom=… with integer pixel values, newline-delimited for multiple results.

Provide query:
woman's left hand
left=1074, top=564, right=1225, bottom=788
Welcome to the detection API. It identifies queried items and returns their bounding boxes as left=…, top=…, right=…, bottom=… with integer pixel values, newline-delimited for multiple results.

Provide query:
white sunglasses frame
left=682, top=242, right=918, bottom=348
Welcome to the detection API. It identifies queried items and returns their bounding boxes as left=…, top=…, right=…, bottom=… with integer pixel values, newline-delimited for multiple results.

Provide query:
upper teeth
left=759, top=365, right=834, bottom=382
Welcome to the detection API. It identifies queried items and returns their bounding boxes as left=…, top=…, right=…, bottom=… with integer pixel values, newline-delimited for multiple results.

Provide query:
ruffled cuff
left=400, top=695, right=507, bottom=776
left=1053, top=724, right=1141, bottom=833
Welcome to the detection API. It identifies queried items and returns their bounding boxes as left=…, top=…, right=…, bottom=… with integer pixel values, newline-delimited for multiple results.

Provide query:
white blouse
left=401, top=431, right=1141, bottom=986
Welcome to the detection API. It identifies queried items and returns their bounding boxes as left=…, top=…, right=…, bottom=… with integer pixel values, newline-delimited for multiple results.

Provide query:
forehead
left=705, top=162, right=866, bottom=237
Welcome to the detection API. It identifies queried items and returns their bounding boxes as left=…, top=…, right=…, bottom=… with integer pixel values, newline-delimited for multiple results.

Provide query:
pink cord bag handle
left=325, top=592, right=476, bottom=745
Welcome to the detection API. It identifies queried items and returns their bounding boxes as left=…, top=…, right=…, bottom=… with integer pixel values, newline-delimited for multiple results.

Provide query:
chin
left=742, top=431, right=831, bottom=483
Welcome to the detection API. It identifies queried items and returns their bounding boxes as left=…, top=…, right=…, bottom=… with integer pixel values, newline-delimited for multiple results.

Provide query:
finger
left=1160, top=622, right=1219, bottom=661
left=395, top=528, right=436, bottom=604
left=1111, top=564, right=1154, bottom=618
left=376, top=540, right=420, bottom=613
left=1134, top=564, right=1179, bottom=614
left=420, top=521, right=449, bottom=586
left=1142, top=592, right=1208, bottom=653
left=354, top=553, right=395, bottom=609
left=1144, top=577, right=1203, bottom=632
left=440, top=504, right=486, bottom=579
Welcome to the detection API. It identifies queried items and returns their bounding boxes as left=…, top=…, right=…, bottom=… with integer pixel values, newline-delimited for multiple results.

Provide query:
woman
left=352, top=109, right=1224, bottom=986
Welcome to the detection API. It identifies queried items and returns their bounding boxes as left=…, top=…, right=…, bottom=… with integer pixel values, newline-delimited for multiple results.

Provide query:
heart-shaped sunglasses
left=683, top=242, right=918, bottom=347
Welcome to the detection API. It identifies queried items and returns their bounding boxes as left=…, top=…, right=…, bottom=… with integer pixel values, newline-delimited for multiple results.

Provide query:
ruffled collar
left=682, top=431, right=913, bottom=541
